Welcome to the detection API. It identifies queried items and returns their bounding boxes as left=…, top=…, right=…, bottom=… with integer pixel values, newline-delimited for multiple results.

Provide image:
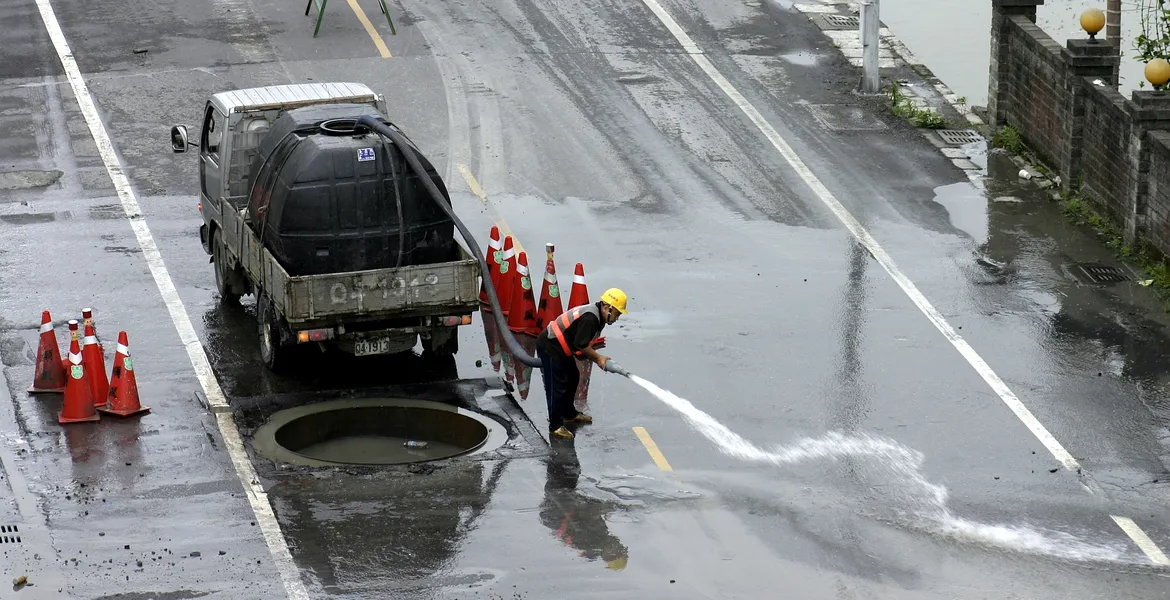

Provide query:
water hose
left=355, top=115, right=543, bottom=368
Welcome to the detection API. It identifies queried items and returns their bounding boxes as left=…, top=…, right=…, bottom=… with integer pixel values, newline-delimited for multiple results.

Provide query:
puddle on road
left=931, top=182, right=988, bottom=244
left=778, top=51, right=823, bottom=66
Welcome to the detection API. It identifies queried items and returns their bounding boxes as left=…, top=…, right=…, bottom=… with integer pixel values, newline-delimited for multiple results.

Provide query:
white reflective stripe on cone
left=83, top=335, right=97, bottom=346
left=68, top=352, right=82, bottom=364
left=116, top=343, right=130, bottom=356
left=40, top=322, right=53, bottom=333
left=573, top=276, right=586, bottom=284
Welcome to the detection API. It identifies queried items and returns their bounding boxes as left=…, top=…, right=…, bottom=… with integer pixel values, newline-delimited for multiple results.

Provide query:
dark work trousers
left=538, top=344, right=580, bottom=432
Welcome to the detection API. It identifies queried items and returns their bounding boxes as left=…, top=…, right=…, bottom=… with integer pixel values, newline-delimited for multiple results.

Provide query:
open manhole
left=251, top=398, right=508, bottom=467
left=1, top=525, right=20, bottom=544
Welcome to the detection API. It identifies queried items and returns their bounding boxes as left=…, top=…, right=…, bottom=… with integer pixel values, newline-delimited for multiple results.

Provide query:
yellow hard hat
left=599, top=288, right=628, bottom=314
left=605, top=555, right=628, bottom=571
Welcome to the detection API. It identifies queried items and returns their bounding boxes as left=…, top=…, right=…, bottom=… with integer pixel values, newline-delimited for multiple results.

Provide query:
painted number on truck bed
left=358, top=148, right=375, bottom=162
left=328, top=273, right=443, bottom=305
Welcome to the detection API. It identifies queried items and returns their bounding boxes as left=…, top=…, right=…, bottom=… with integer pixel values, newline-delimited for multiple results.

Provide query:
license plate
left=354, top=337, right=391, bottom=356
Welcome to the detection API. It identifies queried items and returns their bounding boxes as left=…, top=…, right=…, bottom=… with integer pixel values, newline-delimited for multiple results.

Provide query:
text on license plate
left=354, top=337, right=392, bottom=356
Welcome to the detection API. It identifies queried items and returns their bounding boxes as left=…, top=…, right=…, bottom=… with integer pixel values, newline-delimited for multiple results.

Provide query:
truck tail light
left=440, top=315, right=473, bottom=327
left=297, top=328, right=334, bottom=343
left=197, top=202, right=202, bottom=213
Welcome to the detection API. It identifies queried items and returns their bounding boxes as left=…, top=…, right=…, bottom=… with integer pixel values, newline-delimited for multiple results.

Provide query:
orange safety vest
left=546, top=304, right=601, bottom=357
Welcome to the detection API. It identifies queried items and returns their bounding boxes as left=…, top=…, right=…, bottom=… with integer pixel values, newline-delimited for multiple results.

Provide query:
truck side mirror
left=170, top=125, right=189, bottom=153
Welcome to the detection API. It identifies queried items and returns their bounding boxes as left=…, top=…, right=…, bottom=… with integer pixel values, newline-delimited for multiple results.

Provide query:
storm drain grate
left=825, top=14, right=860, bottom=27
left=937, top=129, right=984, bottom=146
left=1076, top=263, right=1132, bottom=283
left=0, top=525, right=21, bottom=544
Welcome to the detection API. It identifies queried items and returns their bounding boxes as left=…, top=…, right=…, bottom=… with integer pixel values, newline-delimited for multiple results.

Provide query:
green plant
left=992, top=125, right=1024, bottom=155
left=887, top=83, right=949, bottom=129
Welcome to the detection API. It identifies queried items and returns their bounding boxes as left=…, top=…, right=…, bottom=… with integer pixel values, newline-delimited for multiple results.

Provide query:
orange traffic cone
left=566, top=265, right=599, bottom=413
left=99, top=331, right=150, bottom=417
left=81, top=307, right=104, bottom=350
left=507, top=252, right=541, bottom=337
left=28, top=310, right=67, bottom=394
left=59, top=320, right=99, bottom=424
left=82, top=321, right=109, bottom=408
left=536, top=243, right=564, bottom=330
left=567, top=263, right=589, bottom=309
left=507, top=252, right=541, bottom=400
left=479, top=225, right=503, bottom=311
left=497, top=236, right=517, bottom=317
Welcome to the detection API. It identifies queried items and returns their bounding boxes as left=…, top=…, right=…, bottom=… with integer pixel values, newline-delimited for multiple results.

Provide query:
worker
left=536, top=287, right=628, bottom=440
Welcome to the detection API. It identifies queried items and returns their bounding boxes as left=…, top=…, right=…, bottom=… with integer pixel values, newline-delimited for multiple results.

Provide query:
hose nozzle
left=602, top=359, right=630, bottom=377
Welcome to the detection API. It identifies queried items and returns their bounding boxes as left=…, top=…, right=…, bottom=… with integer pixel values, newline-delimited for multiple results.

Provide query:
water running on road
left=628, top=375, right=1134, bottom=564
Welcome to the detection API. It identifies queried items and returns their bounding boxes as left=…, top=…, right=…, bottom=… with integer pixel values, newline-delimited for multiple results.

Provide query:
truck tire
left=258, top=295, right=290, bottom=372
left=422, top=327, right=459, bottom=357
left=212, top=228, right=242, bottom=305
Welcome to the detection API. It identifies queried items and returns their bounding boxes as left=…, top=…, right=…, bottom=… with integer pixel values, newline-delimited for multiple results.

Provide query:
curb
left=794, top=0, right=993, bottom=183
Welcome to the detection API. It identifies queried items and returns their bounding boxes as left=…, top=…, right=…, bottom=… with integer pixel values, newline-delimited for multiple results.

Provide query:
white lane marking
left=31, top=0, right=309, bottom=597
left=1112, top=516, right=1170, bottom=565
left=634, top=0, right=1078, bottom=470
left=637, top=0, right=1170, bottom=564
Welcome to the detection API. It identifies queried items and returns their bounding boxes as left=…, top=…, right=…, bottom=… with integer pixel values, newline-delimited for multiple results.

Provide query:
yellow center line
left=346, top=0, right=392, bottom=58
left=458, top=163, right=525, bottom=256
left=633, top=426, right=673, bottom=471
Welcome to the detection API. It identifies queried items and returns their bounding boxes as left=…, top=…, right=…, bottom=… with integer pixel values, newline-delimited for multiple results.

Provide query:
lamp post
left=859, top=0, right=881, bottom=94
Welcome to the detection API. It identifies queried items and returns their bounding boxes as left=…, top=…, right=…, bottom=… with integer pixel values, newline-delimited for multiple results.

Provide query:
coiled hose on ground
left=355, top=115, right=543, bottom=368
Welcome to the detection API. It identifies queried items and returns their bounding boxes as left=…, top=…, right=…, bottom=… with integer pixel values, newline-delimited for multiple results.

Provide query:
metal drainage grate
left=0, top=524, right=21, bottom=544
left=937, top=129, right=984, bottom=146
left=1076, top=263, right=1132, bottom=284
left=825, top=14, right=860, bottom=27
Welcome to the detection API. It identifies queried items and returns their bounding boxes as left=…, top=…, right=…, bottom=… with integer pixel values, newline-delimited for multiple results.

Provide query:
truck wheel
left=422, top=327, right=459, bottom=357
left=212, top=229, right=242, bottom=305
left=258, top=296, right=290, bottom=372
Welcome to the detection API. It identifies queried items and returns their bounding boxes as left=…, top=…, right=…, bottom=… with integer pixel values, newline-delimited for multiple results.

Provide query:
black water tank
left=247, top=104, right=457, bottom=277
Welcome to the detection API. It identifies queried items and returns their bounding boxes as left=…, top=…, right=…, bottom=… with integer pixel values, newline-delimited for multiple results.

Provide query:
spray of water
left=627, top=375, right=1133, bottom=564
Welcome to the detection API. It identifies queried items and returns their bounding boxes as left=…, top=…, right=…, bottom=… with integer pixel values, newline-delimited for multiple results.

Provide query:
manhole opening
left=0, top=525, right=21, bottom=544
left=1075, top=263, right=1132, bottom=283
left=825, top=14, right=860, bottom=27
left=937, top=129, right=984, bottom=145
left=252, top=398, right=508, bottom=467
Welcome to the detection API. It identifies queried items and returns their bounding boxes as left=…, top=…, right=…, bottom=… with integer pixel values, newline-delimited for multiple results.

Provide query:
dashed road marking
left=633, top=426, right=673, bottom=471
left=346, top=0, right=392, bottom=58
left=1112, top=516, right=1170, bottom=566
left=635, top=0, right=1170, bottom=566
left=31, top=0, right=309, bottom=597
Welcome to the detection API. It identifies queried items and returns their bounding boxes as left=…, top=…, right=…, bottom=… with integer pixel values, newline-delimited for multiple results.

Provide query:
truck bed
left=222, top=202, right=480, bottom=327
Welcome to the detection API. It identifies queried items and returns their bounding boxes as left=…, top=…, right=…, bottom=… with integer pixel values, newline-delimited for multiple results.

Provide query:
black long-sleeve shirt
left=536, top=302, right=605, bottom=356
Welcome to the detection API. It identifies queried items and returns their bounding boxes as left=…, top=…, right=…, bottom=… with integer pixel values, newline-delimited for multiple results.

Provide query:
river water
left=879, top=0, right=1149, bottom=106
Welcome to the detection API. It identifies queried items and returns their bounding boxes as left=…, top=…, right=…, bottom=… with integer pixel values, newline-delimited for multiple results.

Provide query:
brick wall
left=984, top=0, right=1170, bottom=253
left=1147, top=132, right=1170, bottom=254
left=998, top=15, right=1066, bottom=170
left=1078, top=79, right=1131, bottom=225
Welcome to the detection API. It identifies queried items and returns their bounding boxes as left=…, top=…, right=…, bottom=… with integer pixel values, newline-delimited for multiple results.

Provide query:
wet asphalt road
left=1, top=0, right=1170, bottom=597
